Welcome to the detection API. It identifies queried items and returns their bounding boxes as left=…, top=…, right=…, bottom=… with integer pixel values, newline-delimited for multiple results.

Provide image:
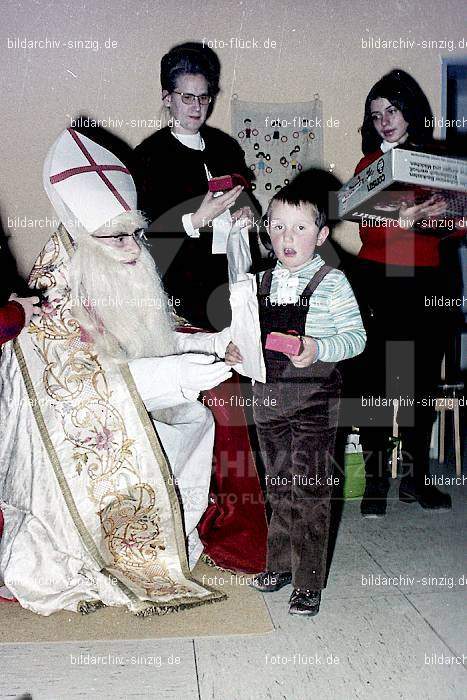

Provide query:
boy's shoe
left=289, top=588, right=321, bottom=616
left=399, top=483, right=452, bottom=511
left=249, top=571, right=292, bottom=592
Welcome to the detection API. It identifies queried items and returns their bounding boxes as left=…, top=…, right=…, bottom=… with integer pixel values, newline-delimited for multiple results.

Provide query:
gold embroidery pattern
left=101, top=483, right=191, bottom=597
left=26, top=233, right=188, bottom=595
left=29, top=233, right=61, bottom=291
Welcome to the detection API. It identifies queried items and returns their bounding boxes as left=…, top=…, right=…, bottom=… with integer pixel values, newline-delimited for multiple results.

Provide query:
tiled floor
left=1, top=459, right=465, bottom=700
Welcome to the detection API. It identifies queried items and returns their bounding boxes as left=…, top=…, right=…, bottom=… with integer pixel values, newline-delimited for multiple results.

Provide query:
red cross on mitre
left=49, top=128, right=131, bottom=211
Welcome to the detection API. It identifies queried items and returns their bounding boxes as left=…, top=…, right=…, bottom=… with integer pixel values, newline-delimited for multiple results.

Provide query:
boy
left=225, top=171, right=366, bottom=616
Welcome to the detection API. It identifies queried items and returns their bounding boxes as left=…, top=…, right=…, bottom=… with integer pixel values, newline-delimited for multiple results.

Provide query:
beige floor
left=1, top=459, right=465, bottom=700
left=0, top=562, right=272, bottom=644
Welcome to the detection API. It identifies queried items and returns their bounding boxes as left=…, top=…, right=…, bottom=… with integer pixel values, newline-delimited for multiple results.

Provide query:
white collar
left=171, top=131, right=204, bottom=151
left=381, top=132, right=409, bottom=153
left=381, top=139, right=397, bottom=153
left=272, top=256, right=323, bottom=303
left=273, top=255, right=322, bottom=277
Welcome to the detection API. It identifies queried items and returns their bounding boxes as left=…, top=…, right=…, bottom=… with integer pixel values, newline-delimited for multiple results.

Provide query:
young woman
left=348, top=69, right=462, bottom=517
left=131, top=42, right=260, bottom=331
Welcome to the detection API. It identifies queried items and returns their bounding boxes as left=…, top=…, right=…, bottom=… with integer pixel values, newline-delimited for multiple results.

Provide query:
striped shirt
left=259, top=254, right=366, bottom=363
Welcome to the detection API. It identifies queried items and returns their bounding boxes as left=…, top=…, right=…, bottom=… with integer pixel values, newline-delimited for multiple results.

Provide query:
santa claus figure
left=0, top=128, right=234, bottom=616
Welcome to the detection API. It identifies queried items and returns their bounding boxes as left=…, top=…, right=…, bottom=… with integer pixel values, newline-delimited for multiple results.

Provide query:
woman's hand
left=398, top=195, right=446, bottom=229
left=284, top=335, right=318, bottom=368
left=9, top=293, right=40, bottom=325
left=231, top=206, right=254, bottom=227
left=225, top=341, right=243, bottom=366
left=191, top=186, right=243, bottom=230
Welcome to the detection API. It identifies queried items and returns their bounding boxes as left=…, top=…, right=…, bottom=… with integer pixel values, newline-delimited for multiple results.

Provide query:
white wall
left=1, top=0, right=465, bottom=274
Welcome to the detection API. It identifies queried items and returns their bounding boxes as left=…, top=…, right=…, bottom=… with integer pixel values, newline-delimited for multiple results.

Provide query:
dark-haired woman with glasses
left=132, top=42, right=260, bottom=331
left=131, top=42, right=268, bottom=576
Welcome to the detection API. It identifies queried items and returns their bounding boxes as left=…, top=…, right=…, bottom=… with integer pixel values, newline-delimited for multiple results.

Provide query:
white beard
left=70, top=235, right=176, bottom=363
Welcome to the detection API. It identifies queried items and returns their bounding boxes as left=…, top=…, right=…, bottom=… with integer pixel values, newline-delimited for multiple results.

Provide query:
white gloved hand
left=179, top=353, right=232, bottom=399
left=174, top=327, right=232, bottom=359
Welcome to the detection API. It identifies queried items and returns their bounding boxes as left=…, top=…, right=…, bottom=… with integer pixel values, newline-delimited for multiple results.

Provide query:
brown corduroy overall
left=253, top=265, right=342, bottom=590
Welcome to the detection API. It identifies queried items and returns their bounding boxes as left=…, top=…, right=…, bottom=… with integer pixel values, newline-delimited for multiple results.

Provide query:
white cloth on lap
left=226, top=222, right=266, bottom=383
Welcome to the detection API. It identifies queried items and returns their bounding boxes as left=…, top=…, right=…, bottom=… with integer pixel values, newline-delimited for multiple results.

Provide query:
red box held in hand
left=208, top=173, right=249, bottom=192
left=265, top=332, right=303, bottom=356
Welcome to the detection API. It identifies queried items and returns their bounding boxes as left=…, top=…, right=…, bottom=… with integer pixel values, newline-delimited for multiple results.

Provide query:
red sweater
left=355, top=149, right=442, bottom=267
left=0, top=300, right=25, bottom=345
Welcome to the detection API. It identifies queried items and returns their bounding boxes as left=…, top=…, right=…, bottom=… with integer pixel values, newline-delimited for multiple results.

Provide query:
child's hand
left=284, top=335, right=318, bottom=368
left=225, top=342, right=243, bottom=366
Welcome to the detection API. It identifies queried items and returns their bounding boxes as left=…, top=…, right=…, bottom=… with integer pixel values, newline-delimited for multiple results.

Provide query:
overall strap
left=299, top=265, right=333, bottom=301
left=258, top=264, right=333, bottom=299
left=258, top=268, right=274, bottom=296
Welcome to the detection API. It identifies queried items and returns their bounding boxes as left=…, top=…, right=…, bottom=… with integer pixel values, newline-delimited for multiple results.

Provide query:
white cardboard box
left=338, top=148, right=467, bottom=224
